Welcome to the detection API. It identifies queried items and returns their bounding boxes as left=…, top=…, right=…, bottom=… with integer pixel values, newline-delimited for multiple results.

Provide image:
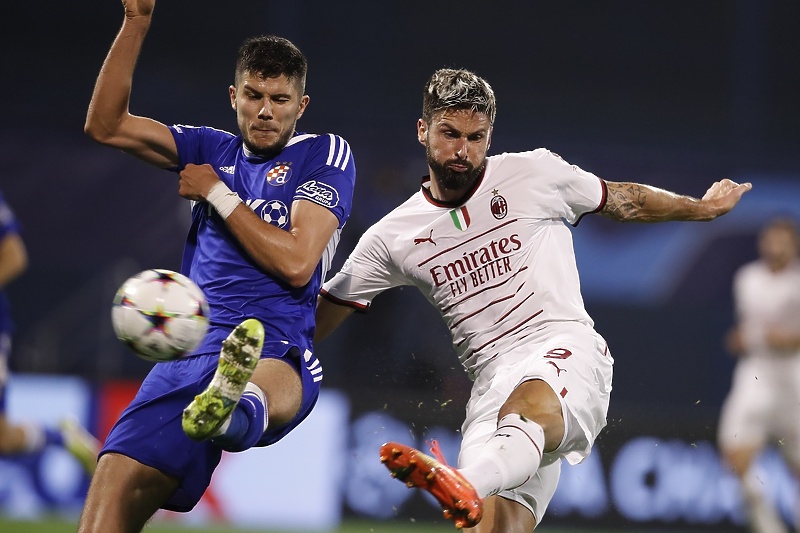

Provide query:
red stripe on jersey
left=442, top=266, right=529, bottom=313
left=468, top=309, right=544, bottom=356
left=417, top=218, right=518, bottom=267
left=319, top=289, right=370, bottom=313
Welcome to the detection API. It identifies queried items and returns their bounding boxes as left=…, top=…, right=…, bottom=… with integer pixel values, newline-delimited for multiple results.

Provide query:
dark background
left=1, top=0, right=799, bottom=463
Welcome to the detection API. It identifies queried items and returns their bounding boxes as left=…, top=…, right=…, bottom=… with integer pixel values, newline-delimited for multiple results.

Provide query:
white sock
left=459, top=414, right=545, bottom=498
left=743, top=469, right=787, bottom=533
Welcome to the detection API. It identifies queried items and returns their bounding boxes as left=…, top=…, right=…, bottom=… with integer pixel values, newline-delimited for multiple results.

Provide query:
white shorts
left=458, top=322, right=614, bottom=523
left=718, top=355, right=800, bottom=466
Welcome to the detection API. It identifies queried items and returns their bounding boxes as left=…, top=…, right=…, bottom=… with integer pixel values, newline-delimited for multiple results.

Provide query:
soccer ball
left=262, top=200, right=289, bottom=228
left=111, top=269, right=210, bottom=362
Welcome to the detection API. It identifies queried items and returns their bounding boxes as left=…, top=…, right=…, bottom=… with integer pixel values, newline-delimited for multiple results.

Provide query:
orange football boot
left=380, top=441, right=483, bottom=529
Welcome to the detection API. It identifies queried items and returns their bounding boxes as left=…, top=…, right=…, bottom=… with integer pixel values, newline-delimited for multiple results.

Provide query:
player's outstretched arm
left=84, top=0, right=178, bottom=169
left=601, top=179, right=752, bottom=223
left=314, top=296, right=356, bottom=343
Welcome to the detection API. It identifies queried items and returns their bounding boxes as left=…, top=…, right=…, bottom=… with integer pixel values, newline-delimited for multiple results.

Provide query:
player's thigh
left=252, top=357, right=303, bottom=428
left=79, top=452, right=179, bottom=533
left=718, top=363, right=772, bottom=452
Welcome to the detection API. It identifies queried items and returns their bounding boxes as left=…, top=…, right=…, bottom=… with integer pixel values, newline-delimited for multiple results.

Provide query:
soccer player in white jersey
left=718, top=218, right=800, bottom=533
left=81, top=1, right=355, bottom=531
left=315, top=68, right=751, bottom=531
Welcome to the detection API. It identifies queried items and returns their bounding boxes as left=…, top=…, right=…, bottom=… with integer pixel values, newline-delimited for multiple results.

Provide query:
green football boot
left=182, top=318, right=264, bottom=441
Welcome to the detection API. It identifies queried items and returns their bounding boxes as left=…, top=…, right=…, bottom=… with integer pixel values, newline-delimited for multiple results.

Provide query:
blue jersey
left=0, top=191, right=21, bottom=335
left=168, top=126, right=355, bottom=357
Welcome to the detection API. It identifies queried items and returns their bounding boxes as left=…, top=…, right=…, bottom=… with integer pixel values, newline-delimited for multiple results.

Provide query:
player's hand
left=178, top=164, right=221, bottom=201
left=123, top=0, right=155, bottom=19
left=700, top=179, right=752, bottom=218
left=765, top=328, right=800, bottom=352
left=724, top=326, right=745, bottom=356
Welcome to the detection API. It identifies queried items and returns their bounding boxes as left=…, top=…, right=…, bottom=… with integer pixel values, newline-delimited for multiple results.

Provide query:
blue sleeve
left=168, top=125, right=236, bottom=171
left=293, top=134, right=356, bottom=228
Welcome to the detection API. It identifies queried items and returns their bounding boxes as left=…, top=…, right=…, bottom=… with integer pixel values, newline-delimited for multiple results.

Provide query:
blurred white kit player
left=718, top=218, right=800, bottom=533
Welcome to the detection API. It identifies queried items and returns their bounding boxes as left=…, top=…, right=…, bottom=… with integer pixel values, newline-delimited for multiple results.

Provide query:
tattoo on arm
left=602, top=182, right=648, bottom=221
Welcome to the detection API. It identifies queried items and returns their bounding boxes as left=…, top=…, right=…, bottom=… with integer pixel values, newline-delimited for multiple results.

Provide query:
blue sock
left=212, top=385, right=268, bottom=452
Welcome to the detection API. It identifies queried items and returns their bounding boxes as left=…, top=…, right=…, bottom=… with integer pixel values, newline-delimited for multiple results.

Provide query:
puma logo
left=414, top=229, right=436, bottom=246
left=547, top=361, right=566, bottom=376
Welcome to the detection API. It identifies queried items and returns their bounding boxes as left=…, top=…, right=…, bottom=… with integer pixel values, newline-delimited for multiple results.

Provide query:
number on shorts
left=544, top=348, right=572, bottom=360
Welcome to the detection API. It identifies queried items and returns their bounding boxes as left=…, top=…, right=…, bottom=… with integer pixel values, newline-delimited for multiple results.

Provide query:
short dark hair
left=422, top=68, right=496, bottom=124
left=235, top=35, right=307, bottom=91
left=763, top=217, right=800, bottom=245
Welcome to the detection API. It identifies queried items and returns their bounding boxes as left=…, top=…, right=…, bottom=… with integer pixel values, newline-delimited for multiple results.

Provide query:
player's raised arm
left=84, top=0, right=178, bottom=169
left=600, top=178, right=752, bottom=223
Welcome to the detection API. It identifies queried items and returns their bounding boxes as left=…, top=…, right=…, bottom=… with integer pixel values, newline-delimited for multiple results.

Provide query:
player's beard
left=242, top=121, right=296, bottom=159
left=427, top=147, right=485, bottom=192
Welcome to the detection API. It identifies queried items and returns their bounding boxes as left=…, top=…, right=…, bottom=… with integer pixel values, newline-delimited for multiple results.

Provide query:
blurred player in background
left=0, top=189, right=99, bottom=475
left=81, top=0, right=355, bottom=531
left=315, top=68, right=751, bottom=531
left=718, top=218, right=800, bottom=533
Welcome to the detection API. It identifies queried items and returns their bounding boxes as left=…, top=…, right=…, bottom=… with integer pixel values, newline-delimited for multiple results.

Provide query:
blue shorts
left=101, top=338, right=322, bottom=512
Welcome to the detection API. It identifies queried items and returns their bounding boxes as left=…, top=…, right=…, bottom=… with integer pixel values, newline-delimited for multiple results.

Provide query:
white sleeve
left=321, top=223, right=411, bottom=311
left=536, top=150, right=607, bottom=225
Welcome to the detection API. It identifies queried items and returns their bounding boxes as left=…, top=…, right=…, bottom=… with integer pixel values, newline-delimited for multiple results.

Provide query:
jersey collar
left=420, top=165, right=486, bottom=208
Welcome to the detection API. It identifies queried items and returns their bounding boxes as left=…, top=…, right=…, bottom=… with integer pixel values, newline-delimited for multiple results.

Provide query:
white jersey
left=322, top=148, right=606, bottom=376
left=734, top=259, right=800, bottom=359
left=718, top=259, right=800, bottom=456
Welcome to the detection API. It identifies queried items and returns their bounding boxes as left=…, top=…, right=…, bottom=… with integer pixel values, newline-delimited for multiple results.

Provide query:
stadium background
left=1, top=0, right=799, bottom=531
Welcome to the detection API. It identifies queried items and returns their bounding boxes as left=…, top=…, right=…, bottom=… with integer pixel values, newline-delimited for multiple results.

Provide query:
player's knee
left=500, top=379, right=561, bottom=419
left=498, top=379, right=564, bottom=450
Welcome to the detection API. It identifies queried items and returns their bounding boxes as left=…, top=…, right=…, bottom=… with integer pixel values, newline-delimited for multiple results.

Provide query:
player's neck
left=429, top=183, right=464, bottom=203
left=428, top=173, right=481, bottom=204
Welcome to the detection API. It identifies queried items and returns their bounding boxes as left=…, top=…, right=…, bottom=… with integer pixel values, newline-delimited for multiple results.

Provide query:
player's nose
left=455, top=138, right=469, bottom=159
left=258, top=99, right=274, bottom=120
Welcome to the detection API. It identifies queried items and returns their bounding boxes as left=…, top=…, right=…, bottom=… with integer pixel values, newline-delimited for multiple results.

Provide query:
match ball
left=111, top=269, right=210, bottom=362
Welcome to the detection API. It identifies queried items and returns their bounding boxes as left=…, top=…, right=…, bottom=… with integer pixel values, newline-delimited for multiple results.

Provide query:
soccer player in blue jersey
left=0, top=190, right=100, bottom=475
left=81, top=0, right=355, bottom=530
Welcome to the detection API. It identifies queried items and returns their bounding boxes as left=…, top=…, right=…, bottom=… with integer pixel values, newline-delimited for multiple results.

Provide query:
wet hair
left=235, top=35, right=307, bottom=91
left=422, top=68, right=496, bottom=124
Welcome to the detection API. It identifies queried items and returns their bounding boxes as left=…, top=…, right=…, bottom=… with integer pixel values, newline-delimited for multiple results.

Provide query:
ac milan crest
left=490, top=193, right=508, bottom=220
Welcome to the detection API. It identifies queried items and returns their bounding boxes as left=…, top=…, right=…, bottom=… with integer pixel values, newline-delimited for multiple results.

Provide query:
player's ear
left=296, top=95, right=310, bottom=120
left=417, top=119, right=427, bottom=146
left=229, top=85, right=237, bottom=111
left=487, top=126, right=493, bottom=149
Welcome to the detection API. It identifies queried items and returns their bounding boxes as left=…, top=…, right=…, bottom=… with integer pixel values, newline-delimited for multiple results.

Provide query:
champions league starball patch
left=266, top=163, right=292, bottom=186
